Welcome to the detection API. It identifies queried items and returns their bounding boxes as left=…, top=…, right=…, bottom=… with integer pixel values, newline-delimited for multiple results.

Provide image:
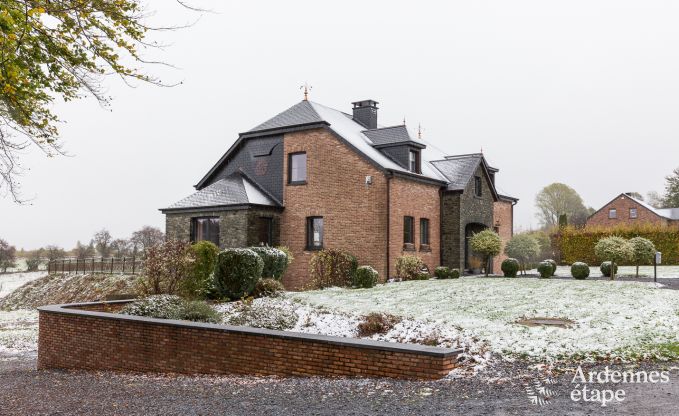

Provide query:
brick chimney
left=352, top=100, right=379, bottom=129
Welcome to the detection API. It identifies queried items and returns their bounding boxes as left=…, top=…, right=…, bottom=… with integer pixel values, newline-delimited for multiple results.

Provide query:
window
left=630, top=208, right=638, bottom=219
left=257, top=217, right=273, bottom=246
left=609, top=209, right=617, bottom=219
left=288, top=152, right=307, bottom=184
left=191, top=217, right=220, bottom=246
left=420, top=218, right=430, bottom=245
left=306, top=217, right=323, bottom=250
left=404, top=216, right=414, bottom=244
left=409, top=150, right=420, bottom=174
left=474, top=176, right=482, bottom=197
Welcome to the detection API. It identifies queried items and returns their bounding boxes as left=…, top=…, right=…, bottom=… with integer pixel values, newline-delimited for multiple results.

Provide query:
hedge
left=552, top=225, right=679, bottom=265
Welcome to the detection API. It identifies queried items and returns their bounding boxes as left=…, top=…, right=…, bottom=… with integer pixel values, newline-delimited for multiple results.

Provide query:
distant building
left=586, top=193, right=679, bottom=228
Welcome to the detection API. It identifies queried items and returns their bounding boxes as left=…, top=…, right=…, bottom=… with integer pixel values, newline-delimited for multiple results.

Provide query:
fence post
left=75, top=258, right=78, bottom=274
left=132, top=255, right=136, bottom=275
left=91, top=258, right=95, bottom=274
left=62, top=259, right=65, bottom=274
left=101, top=257, right=104, bottom=273
left=110, top=257, right=114, bottom=274
left=122, top=257, right=126, bottom=274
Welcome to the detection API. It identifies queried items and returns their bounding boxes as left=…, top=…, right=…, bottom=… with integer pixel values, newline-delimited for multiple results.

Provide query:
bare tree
left=45, top=245, right=66, bottom=262
left=110, top=239, right=132, bottom=257
left=131, top=226, right=165, bottom=257
left=0, top=238, right=17, bottom=272
left=92, top=229, right=113, bottom=257
left=74, top=241, right=95, bottom=259
left=535, top=183, right=590, bottom=229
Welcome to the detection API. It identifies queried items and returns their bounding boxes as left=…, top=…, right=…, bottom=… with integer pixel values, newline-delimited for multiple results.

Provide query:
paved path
left=1, top=355, right=677, bottom=415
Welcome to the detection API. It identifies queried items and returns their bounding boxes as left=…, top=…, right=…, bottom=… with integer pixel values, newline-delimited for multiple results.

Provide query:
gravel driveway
left=2, top=354, right=677, bottom=415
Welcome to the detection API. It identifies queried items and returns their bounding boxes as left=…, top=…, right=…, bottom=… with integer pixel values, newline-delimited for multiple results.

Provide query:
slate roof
left=430, top=154, right=484, bottom=191
left=362, top=125, right=424, bottom=148
left=162, top=173, right=279, bottom=211
left=244, top=100, right=447, bottom=183
left=624, top=193, right=679, bottom=220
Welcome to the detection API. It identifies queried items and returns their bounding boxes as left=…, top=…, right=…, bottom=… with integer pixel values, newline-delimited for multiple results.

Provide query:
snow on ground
left=0, top=273, right=43, bottom=356
left=528, top=265, right=679, bottom=279
left=0, top=272, right=45, bottom=298
left=288, top=278, right=679, bottom=363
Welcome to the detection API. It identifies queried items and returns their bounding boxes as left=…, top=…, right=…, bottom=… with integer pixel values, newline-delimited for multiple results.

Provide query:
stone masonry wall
left=440, top=193, right=462, bottom=269
left=38, top=303, right=458, bottom=380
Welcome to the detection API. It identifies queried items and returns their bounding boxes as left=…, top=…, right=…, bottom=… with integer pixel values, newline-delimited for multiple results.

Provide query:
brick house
left=586, top=193, right=679, bottom=228
left=161, top=98, right=517, bottom=289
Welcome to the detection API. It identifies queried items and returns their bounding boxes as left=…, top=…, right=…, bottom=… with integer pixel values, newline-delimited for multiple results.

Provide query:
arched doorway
left=465, top=223, right=489, bottom=273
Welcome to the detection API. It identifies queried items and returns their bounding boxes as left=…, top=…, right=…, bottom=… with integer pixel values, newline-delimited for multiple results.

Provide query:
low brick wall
left=38, top=301, right=460, bottom=380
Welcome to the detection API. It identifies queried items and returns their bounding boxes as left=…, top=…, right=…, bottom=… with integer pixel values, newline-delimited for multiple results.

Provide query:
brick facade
left=492, top=200, right=514, bottom=272
left=38, top=302, right=459, bottom=380
left=280, top=129, right=389, bottom=289
left=388, top=177, right=441, bottom=277
left=586, top=194, right=673, bottom=228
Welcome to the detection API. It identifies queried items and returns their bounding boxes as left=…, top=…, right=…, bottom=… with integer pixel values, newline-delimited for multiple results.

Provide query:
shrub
left=414, top=272, right=431, bottom=280
left=276, top=246, right=294, bottom=267
left=25, top=258, right=42, bottom=272
left=537, top=261, right=553, bottom=278
left=600, top=261, right=619, bottom=278
left=137, top=241, right=195, bottom=296
left=501, top=258, right=520, bottom=277
left=249, top=246, right=289, bottom=279
left=504, top=234, right=541, bottom=275
left=120, top=295, right=220, bottom=323
left=544, top=259, right=558, bottom=276
left=252, top=278, right=285, bottom=298
left=357, top=313, right=401, bottom=337
left=213, top=248, right=264, bottom=299
left=571, top=262, right=590, bottom=280
left=224, top=302, right=298, bottom=330
left=595, top=236, right=632, bottom=279
left=469, top=229, right=502, bottom=276
left=183, top=241, right=219, bottom=299
left=353, top=266, right=379, bottom=288
left=629, top=237, right=656, bottom=277
left=308, top=249, right=358, bottom=289
left=395, top=255, right=426, bottom=281
left=434, top=267, right=460, bottom=279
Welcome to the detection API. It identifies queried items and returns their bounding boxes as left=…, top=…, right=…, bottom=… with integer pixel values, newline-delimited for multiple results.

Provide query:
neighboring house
left=586, top=193, right=679, bottom=228
left=161, top=98, right=518, bottom=289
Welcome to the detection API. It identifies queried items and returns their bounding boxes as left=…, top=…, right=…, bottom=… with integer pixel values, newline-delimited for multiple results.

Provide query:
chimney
left=352, top=100, right=379, bottom=129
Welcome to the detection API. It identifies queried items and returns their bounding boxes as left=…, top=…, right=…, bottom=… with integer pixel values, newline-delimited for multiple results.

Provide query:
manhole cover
left=516, top=317, right=575, bottom=328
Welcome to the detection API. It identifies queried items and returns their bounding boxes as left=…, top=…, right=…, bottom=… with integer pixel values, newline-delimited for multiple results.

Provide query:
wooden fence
left=47, top=257, right=144, bottom=275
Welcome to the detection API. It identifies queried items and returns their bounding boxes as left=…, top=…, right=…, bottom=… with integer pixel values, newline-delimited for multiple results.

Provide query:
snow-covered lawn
left=287, top=278, right=679, bottom=362
left=528, top=265, right=679, bottom=279
left=0, top=273, right=43, bottom=356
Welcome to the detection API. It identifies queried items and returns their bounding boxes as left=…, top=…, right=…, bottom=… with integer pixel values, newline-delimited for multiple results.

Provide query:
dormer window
left=474, top=176, right=482, bottom=197
left=409, top=150, right=420, bottom=174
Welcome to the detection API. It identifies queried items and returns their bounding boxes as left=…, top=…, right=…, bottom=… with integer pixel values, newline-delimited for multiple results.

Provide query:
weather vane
left=418, top=123, right=423, bottom=140
left=403, top=116, right=407, bottom=126
left=300, top=83, right=312, bottom=101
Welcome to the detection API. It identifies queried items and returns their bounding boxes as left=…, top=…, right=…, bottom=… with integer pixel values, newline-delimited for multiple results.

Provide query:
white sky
left=2, top=0, right=679, bottom=250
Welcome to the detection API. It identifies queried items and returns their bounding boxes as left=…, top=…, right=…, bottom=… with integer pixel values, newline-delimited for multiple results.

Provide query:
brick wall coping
left=38, top=300, right=462, bottom=358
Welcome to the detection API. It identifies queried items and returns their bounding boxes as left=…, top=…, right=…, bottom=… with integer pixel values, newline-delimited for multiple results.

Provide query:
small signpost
left=654, top=252, right=662, bottom=283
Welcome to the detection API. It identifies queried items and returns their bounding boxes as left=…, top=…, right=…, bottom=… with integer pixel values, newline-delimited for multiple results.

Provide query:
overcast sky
left=2, top=0, right=679, bottom=250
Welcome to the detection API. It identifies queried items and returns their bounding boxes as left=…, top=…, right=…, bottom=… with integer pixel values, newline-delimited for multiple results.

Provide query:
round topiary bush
left=501, top=258, right=520, bottom=278
left=414, top=272, right=431, bottom=280
left=571, top=262, right=590, bottom=280
left=249, top=246, right=289, bottom=279
left=434, top=266, right=451, bottom=279
left=600, top=261, right=619, bottom=278
left=449, top=268, right=461, bottom=279
left=537, top=261, right=553, bottom=278
left=213, top=248, right=264, bottom=299
left=353, top=265, right=379, bottom=288
left=252, top=278, right=286, bottom=298
left=544, top=259, right=557, bottom=276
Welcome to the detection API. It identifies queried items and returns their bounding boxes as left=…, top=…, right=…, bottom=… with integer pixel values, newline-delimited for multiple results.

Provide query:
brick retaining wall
left=38, top=301, right=460, bottom=380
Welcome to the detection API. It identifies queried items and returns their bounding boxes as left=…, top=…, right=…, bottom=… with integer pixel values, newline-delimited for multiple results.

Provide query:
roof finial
left=300, top=83, right=312, bottom=101
left=403, top=116, right=406, bottom=126
left=480, top=146, right=483, bottom=154
left=417, top=123, right=422, bottom=140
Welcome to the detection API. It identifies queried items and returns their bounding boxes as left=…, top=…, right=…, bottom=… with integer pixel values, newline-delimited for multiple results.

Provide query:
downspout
left=386, top=173, right=392, bottom=279
left=439, top=189, right=444, bottom=267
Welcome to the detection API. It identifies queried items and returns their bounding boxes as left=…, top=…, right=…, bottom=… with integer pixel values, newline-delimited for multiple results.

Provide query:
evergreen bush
left=213, top=248, right=264, bottom=299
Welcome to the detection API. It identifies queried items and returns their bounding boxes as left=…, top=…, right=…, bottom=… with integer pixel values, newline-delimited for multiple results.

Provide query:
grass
left=290, top=277, right=679, bottom=362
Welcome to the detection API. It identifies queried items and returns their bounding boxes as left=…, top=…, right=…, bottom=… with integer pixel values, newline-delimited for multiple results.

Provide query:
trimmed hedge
left=213, top=248, right=264, bottom=299
left=434, top=266, right=460, bottom=279
left=553, top=225, right=679, bottom=265
left=600, top=261, right=619, bottom=278
left=571, top=262, right=590, bottom=280
left=249, top=246, right=289, bottom=279
left=501, top=258, right=520, bottom=277
left=183, top=241, right=219, bottom=299
left=544, top=259, right=557, bottom=276
left=309, top=249, right=358, bottom=289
